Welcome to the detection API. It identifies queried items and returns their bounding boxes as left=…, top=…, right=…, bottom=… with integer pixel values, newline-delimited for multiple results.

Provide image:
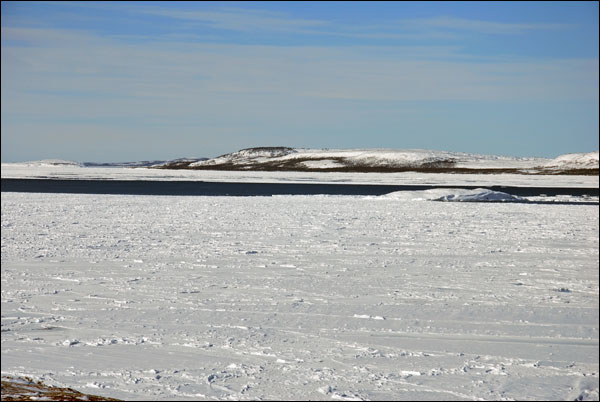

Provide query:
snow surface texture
left=2, top=163, right=599, bottom=189
left=1, top=192, right=598, bottom=401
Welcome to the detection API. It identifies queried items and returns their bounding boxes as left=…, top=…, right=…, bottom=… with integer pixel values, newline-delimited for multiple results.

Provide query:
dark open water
left=1, top=178, right=598, bottom=199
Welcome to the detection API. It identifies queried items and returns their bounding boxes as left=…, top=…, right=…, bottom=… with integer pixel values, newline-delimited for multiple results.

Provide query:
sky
left=1, top=1, right=598, bottom=162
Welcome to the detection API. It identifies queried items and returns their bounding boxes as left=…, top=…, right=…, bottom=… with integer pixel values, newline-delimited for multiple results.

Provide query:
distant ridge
left=10, top=157, right=209, bottom=168
left=154, top=147, right=599, bottom=175
left=19, top=159, right=83, bottom=167
left=83, top=157, right=207, bottom=168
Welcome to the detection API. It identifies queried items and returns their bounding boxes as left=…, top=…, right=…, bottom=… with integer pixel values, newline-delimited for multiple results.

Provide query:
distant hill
left=16, top=159, right=84, bottom=167
left=83, top=157, right=208, bottom=168
left=9, top=150, right=597, bottom=175
left=539, top=151, right=599, bottom=171
left=154, top=147, right=598, bottom=175
left=9, top=157, right=209, bottom=168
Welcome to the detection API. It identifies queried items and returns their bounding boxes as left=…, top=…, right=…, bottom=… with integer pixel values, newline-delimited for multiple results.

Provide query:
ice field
left=1, top=190, right=598, bottom=401
left=1, top=160, right=598, bottom=188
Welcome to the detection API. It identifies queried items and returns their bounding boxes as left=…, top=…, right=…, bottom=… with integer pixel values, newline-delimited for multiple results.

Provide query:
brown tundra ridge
left=155, top=147, right=599, bottom=175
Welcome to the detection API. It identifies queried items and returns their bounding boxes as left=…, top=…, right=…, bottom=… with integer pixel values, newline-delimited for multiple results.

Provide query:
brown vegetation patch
left=1, top=376, right=121, bottom=401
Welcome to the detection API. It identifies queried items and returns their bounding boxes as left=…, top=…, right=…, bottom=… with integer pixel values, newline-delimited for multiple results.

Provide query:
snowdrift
left=381, top=188, right=525, bottom=202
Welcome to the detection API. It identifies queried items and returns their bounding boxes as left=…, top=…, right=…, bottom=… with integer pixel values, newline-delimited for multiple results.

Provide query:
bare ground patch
left=1, top=376, right=120, bottom=401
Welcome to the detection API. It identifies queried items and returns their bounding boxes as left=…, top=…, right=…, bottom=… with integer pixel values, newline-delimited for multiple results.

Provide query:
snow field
left=2, top=163, right=599, bottom=188
left=1, top=192, right=599, bottom=400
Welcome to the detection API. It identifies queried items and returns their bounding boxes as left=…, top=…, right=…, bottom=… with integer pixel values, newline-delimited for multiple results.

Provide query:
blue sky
left=1, top=1, right=598, bottom=162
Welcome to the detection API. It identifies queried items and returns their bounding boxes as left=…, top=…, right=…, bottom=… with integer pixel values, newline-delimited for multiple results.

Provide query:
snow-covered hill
left=83, top=157, right=207, bottom=168
left=187, top=147, right=541, bottom=170
left=164, top=147, right=598, bottom=174
left=540, top=151, right=599, bottom=170
left=5, top=149, right=597, bottom=176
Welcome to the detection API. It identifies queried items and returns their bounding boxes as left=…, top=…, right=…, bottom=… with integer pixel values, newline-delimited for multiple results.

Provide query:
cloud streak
left=137, top=6, right=329, bottom=33
left=2, top=27, right=597, bottom=107
left=407, top=16, right=571, bottom=35
left=121, top=5, right=572, bottom=39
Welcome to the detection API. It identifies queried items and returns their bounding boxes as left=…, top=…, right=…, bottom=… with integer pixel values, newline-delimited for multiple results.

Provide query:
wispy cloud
left=2, top=27, right=597, bottom=107
left=5, top=3, right=571, bottom=43
left=136, top=6, right=329, bottom=33
left=1, top=26, right=104, bottom=45
left=133, top=6, right=572, bottom=38
left=407, top=16, right=571, bottom=35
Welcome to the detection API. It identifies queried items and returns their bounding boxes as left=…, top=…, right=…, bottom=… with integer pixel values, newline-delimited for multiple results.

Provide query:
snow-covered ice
left=1, top=163, right=598, bottom=189
left=1, top=191, right=598, bottom=400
